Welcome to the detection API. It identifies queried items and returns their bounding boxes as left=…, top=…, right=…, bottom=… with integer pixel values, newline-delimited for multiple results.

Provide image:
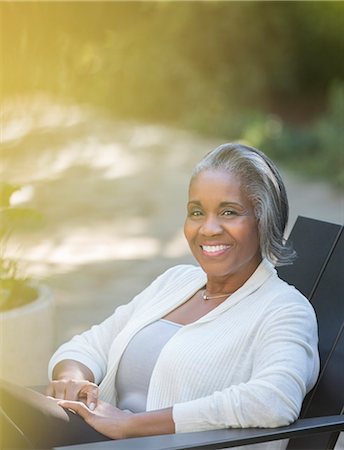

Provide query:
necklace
left=202, top=289, right=233, bottom=301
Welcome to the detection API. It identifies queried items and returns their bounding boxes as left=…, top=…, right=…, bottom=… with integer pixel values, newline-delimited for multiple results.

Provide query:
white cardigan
left=49, top=259, right=319, bottom=435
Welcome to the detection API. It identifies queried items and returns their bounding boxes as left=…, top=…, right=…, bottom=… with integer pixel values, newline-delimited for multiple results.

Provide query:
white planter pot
left=0, top=284, right=54, bottom=386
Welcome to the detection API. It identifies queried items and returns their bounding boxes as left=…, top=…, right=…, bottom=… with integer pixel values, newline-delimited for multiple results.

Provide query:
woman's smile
left=200, top=243, right=232, bottom=257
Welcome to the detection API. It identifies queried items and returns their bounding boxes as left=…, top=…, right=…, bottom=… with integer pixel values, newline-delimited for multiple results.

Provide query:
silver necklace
left=202, top=290, right=233, bottom=301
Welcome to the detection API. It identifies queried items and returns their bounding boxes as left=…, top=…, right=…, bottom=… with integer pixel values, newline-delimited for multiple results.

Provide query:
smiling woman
left=184, top=169, right=261, bottom=290
left=0, top=143, right=319, bottom=450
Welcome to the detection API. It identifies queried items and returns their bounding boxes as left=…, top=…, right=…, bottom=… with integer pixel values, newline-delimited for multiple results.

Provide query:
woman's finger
left=46, top=380, right=96, bottom=402
left=64, top=382, right=83, bottom=401
left=84, top=385, right=99, bottom=411
left=58, top=400, right=92, bottom=421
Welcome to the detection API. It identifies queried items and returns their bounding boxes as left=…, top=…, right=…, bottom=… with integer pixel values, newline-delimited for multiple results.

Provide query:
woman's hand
left=57, top=399, right=133, bottom=439
left=46, top=379, right=99, bottom=411
left=58, top=399, right=175, bottom=439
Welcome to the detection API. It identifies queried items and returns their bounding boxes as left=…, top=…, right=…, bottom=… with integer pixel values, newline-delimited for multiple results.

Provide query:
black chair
left=55, top=216, right=344, bottom=450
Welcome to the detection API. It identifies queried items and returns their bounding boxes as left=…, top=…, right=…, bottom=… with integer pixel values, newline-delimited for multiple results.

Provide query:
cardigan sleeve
left=172, top=297, right=319, bottom=432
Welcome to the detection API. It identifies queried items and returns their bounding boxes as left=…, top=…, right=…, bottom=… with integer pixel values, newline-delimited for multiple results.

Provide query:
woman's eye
left=222, top=210, right=236, bottom=216
left=189, top=210, right=203, bottom=217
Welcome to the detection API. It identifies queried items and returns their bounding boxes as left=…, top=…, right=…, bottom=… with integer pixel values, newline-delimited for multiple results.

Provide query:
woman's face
left=184, top=169, right=262, bottom=285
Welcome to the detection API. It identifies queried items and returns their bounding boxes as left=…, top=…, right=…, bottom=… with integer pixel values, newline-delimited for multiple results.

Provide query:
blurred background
left=1, top=2, right=343, bottom=358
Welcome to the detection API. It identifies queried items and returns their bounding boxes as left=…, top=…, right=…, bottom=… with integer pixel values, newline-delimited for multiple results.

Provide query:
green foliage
left=181, top=81, right=344, bottom=188
left=2, top=2, right=343, bottom=113
left=0, top=261, right=37, bottom=312
left=0, top=183, right=41, bottom=311
left=233, top=82, right=344, bottom=188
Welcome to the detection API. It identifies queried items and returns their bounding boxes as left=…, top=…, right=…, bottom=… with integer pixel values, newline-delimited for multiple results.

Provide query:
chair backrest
left=277, top=216, right=344, bottom=450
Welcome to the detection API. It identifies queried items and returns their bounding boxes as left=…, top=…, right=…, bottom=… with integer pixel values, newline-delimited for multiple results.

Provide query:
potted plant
left=0, top=183, right=54, bottom=386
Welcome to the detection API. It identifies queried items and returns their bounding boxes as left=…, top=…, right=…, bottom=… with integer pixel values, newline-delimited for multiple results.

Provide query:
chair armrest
left=54, top=414, right=344, bottom=450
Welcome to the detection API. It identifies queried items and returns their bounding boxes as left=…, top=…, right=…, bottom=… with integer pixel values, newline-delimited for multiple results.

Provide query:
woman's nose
left=200, top=216, right=223, bottom=236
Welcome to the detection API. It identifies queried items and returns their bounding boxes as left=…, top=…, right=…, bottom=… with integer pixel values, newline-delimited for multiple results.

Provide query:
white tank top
left=115, top=319, right=182, bottom=412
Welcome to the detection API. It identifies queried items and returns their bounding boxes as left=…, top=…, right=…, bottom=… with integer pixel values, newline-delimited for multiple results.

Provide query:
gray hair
left=191, top=143, right=296, bottom=266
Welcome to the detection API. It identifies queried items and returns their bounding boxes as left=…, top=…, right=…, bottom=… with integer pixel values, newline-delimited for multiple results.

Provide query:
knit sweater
left=48, top=259, right=319, bottom=436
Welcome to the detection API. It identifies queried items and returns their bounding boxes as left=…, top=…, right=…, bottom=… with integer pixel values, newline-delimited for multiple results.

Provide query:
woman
left=1, top=143, right=319, bottom=449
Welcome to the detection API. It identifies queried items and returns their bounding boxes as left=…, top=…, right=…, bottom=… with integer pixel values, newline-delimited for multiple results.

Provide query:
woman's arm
left=127, top=408, right=175, bottom=437
left=47, top=268, right=183, bottom=406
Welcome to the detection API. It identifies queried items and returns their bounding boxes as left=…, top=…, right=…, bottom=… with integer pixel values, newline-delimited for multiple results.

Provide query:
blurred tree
left=1, top=1, right=343, bottom=186
left=1, top=1, right=343, bottom=118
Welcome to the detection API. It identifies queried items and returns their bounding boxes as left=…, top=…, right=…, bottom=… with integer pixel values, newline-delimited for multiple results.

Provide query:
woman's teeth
left=202, top=245, right=229, bottom=253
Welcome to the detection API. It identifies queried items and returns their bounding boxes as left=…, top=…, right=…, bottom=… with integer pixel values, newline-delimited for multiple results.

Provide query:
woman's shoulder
left=249, top=259, right=309, bottom=306
left=264, top=270, right=316, bottom=315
